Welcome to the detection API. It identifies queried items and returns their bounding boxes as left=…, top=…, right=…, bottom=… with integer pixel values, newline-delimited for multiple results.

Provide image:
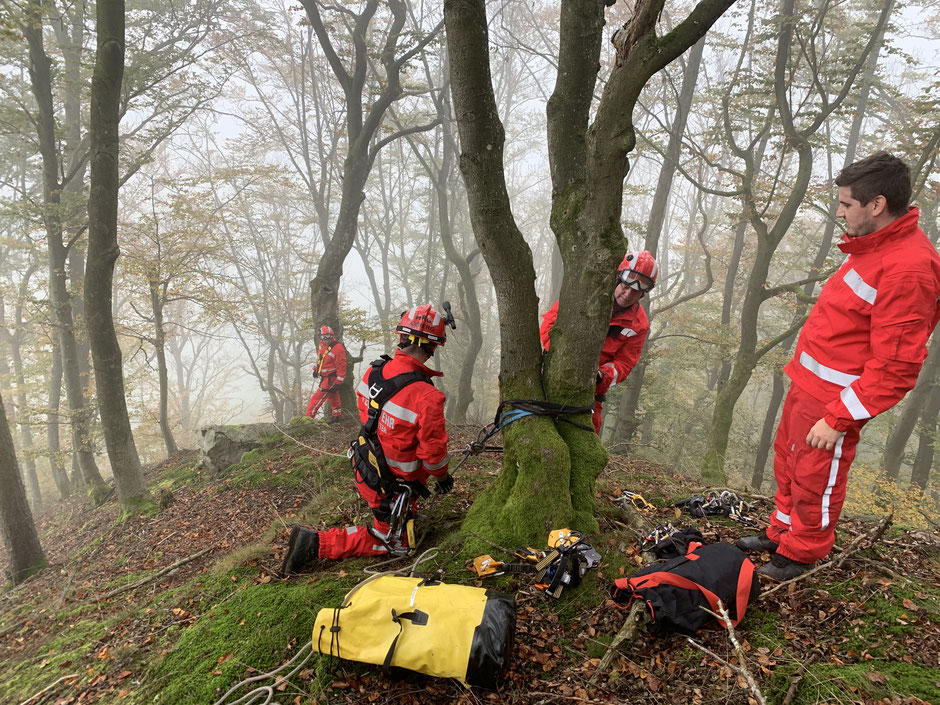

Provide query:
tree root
left=588, top=601, right=648, bottom=684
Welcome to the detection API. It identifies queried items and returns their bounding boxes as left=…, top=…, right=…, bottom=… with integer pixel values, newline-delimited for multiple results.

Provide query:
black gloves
left=435, top=474, right=455, bottom=494
left=595, top=370, right=604, bottom=385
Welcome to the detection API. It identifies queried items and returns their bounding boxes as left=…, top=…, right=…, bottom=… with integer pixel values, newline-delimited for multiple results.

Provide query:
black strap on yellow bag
left=349, top=356, right=431, bottom=499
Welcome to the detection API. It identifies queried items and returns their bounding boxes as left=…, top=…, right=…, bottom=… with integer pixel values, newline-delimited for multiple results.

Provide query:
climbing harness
left=674, top=491, right=759, bottom=528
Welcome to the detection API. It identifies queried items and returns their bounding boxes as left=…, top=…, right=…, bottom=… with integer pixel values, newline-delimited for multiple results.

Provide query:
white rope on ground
left=212, top=548, right=441, bottom=705
left=272, top=424, right=347, bottom=458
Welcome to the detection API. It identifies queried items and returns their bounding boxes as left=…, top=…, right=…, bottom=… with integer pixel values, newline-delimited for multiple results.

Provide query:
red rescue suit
left=318, top=350, right=449, bottom=559
left=769, top=208, right=940, bottom=563
left=305, top=340, right=348, bottom=418
left=540, top=299, right=649, bottom=433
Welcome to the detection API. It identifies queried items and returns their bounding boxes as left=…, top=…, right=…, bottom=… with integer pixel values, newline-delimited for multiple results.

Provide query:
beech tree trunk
left=46, top=343, right=72, bottom=498
left=884, top=339, right=940, bottom=478
left=612, top=36, right=705, bottom=442
left=910, top=380, right=940, bottom=491
left=22, top=4, right=108, bottom=502
left=150, top=280, right=178, bottom=456
left=0, top=391, right=46, bottom=585
left=85, top=0, right=150, bottom=510
left=446, top=0, right=734, bottom=544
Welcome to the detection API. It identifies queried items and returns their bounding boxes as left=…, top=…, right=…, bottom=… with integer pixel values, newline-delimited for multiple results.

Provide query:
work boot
left=325, top=416, right=342, bottom=425
left=280, top=526, right=320, bottom=576
left=736, top=531, right=778, bottom=553
left=756, top=553, right=812, bottom=581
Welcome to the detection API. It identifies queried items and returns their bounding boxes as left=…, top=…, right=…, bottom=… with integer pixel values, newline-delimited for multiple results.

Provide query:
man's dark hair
left=834, top=151, right=912, bottom=217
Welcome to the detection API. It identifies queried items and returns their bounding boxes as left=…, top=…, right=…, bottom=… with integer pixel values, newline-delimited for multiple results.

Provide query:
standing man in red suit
left=305, top=326, right=347, bottom=423
left=540, top=250, right=657, bottom=434
left=738, top=152, right=940, bottom=580
left=281, top=304, right=453, bottom=572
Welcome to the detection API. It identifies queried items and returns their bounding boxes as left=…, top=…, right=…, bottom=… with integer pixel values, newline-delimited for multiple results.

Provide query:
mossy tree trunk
left=445, top=0, right=735, bottom=545
left=699, top=0, right=893, bottom=484
left=0, top=391, right=47, bottom=585
left=86, top=0, right=152, bottom=510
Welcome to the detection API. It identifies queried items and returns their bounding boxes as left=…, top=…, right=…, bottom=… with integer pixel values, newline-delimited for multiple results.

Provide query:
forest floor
left=1, top=419, right=939, bottom=705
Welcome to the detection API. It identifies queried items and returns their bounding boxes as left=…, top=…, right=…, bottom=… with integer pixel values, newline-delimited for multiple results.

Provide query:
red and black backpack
left=612, top=541, right=759, bottom=636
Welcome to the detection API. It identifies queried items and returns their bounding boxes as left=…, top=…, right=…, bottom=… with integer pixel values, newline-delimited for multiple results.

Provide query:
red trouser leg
left=317, top=474, right=420, bottom=560
left=326, top=390, right=342, bottom=417
left=592, top=401, right=603, bottom=435
left=768, top=384, right=864, bottom=564
left=306, top=388, right=328, bottom=417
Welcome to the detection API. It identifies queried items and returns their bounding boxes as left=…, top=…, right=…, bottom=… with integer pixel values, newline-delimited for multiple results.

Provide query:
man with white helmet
left=540, top=251, right=657, bottom=434
left=305, top=326, right=347, bottom=423
left=281, top=304, right=453, bottom=572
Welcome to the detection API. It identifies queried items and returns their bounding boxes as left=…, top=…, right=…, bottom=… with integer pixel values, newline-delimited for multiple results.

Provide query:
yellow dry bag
left=312, top=575, right=514, bottom=689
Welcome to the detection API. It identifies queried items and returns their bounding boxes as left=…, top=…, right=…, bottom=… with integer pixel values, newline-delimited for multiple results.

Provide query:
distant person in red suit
left=305, top=326, right=347, bottom=423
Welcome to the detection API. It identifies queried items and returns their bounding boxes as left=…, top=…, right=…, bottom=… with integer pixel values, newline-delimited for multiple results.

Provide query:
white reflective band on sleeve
left=799, top=352, right=860, bottom=387
left=386, top=457, right=421, bottom=473
left=335, top=378, right=344, bottom=384
left=843, top=268, right=877, bottom=305
left=840, top=386, right=872, bottom=420
left=775, top=510, right=791, bottom=526
left=346, top=526, right=358, bottom=535
left=383, top=400, right=418, bottom=424
left=821, top=433, right=846, bottom=529
left=423, top=455, right=449, bottom=471
left=603, top=363, right=619, bottom=385
left=621, top=328, right=638, bottom=337
left=325, top=351, right=334, bottom=358
left=357, top=381, right=371, bottom=397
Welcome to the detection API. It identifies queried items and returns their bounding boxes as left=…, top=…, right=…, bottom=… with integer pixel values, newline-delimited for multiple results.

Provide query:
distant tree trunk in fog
left=751, top=370, right=785, bottom=489
left=302, top=0, right=441, bottom=416
left=884, top=339, right=940, bottom=478
left=46, top=344, right=72, bottom=498
left=86, top=0, right=151, bottom=509
left=150, top=279, right=178, bottom=457
left=0, top=274, right=43, bottom=509
left=700, top=0, right=891, bottom=483
left=910, top=379, right=940, bottom=491
left=0, top=391, right=47, bottom=585
left=23, top=6, right=108, bottom=502
left=612, top=36, right=705, bottom=443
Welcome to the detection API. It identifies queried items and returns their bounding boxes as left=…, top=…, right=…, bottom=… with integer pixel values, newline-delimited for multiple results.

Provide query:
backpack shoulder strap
left=362, top=359, right=431, bottom=435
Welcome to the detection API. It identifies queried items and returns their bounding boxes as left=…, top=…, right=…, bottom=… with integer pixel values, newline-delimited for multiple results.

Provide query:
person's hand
left=435, top=474, right=454, bottom=494
left=806, top=418, right=841, bottom=451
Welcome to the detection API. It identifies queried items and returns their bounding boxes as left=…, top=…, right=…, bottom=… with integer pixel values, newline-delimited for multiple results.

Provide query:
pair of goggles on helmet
left=617, top=269, right=654, bottom=292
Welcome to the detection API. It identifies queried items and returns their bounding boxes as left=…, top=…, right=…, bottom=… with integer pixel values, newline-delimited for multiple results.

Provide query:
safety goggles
left=617, top=269, right=654, bottom=292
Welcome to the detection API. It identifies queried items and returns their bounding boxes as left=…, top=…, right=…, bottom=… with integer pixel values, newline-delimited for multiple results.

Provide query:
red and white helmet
left=617, top=250, right=658, bottom=292
left=319, top=325, right=335, bottom=341
left=396, top=304, right=447, bottom=346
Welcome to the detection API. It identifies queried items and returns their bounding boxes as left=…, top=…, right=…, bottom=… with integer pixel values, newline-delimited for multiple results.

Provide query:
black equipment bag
left=349, top=356, right=432, bottom=499
left=611, top=542, right=759, bottom=636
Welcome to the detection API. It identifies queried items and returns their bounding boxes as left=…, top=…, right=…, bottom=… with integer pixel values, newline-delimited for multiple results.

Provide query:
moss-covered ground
left=1, top=422, right=938, bottom=705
